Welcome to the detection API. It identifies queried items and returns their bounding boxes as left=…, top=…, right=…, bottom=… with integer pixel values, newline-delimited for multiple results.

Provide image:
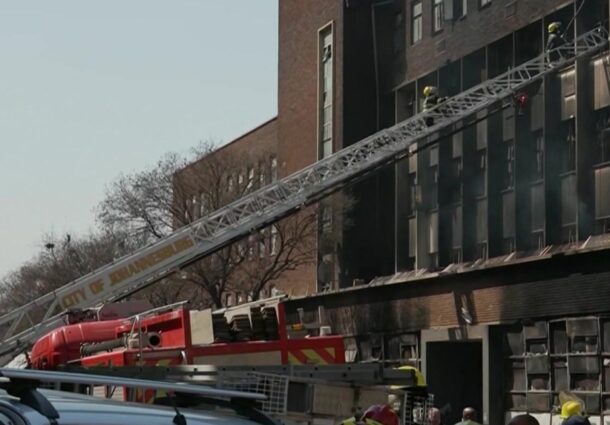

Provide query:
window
left=475, top=149, right=487, bottom=196
left=412, top=2, right=423, bottom=44
left=451, top=206, right=462, bottom=249
left=227, top=175, right=234, bottom=193
left=270, top=156, right=278, bottom=182
left=595, top=166, right=610, bottom=219
left=455, top=0, right=468, bottom=18
left=393, top=11, right=405, bottom=54
left=503, top=140, right=515, bottom=189
left=561, top=174, right=577, bottom=227
left=259, top=231, right=266, bottom=258
left=199, top=192, right=207, bottom=217
left=270, top=225, right=278, bottom=256
left=408, top=173, right=418, bottom=216
left=479, top=0, right=491, bottom=7
left=433, top=0, right=443, bottom=33
left=321, top=203, right=332, bottom=234
left=191, top=195, right=198, bottom=219
left=534, top=134, right=544, bottom=180
left=476, top=199, right=488, bottom=259
left=248, top=235, right=254, bottom=259
left=428, top=211, right=438, bottom=254
left=247, top=167, right=254, bottom=190
left=320, top=26, right=333, bottom=159
left=503, top=190, right=515, bottom=240
left=497, top=318, right=610, bottom=414
left=560, top=68, right=576, bottom=120
left=596, top=113, right=610, bottom=164
left=530, top=184, right=545, bottom=234
left=564, top=122, right=576, bottom=172
left=259, top=162, right=266, bottom=186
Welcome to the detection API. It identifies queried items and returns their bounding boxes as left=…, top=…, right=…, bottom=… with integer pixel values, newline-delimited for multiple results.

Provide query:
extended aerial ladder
left=0, top=27, right=607, bottom=363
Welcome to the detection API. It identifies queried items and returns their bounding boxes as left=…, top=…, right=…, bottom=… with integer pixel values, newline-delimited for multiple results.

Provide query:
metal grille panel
left=217, top=372, right=289, bottom=415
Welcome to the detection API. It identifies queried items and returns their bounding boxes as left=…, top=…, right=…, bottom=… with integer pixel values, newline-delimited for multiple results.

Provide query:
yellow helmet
left=396, top=365, right=426, bottom=387
left=423, top=86, right=437, bottom=97
left=560, top=401, right=582, bottom=419
left=548, top=22, right=561, bottom=34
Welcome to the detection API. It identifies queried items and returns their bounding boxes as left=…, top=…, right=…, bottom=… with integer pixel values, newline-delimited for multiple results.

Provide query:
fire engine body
left=30, top=298, right=345, bottom=372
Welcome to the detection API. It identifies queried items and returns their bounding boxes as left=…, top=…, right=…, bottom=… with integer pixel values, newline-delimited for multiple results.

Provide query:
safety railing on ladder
left=0, top=26, right=607, bottom=364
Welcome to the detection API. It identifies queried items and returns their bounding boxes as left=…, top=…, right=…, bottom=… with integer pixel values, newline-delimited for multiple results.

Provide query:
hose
left=564, top=0, right=587, bottom=34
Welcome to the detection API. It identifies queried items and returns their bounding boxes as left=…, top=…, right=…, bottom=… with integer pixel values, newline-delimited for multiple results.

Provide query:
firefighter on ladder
left=546, top=21, right=568, bottom=66
left=422, top=86, right=446, bottom=126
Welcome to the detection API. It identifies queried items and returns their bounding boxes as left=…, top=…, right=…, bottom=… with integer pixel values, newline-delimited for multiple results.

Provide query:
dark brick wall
left=285, top=249, right=610, bottom=335
left=403, top=0, right=573, bottom=83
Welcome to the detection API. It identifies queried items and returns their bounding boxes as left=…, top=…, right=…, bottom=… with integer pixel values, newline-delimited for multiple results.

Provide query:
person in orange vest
left=342, top=405, right=399, bottom=425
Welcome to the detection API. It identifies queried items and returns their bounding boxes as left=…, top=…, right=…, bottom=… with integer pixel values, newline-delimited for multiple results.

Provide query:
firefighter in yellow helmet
left=546, top=21, right=567, bottom=65
left=423, top=86, right=440, bottom=112
left=560, top=401, right=582, bottom=422
left=422, top=86, right=446, bottom=126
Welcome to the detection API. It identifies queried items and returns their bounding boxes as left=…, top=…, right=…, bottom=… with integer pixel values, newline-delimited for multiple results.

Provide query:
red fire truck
left=29, top=297, right=345, bottom=371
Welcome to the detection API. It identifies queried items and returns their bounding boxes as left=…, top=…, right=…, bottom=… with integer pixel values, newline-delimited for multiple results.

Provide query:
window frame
left=411, top=1, right=423, bottom=45
left=432, top=0, right=444, bottom=34
left=318, top=22, right=334, bottom=160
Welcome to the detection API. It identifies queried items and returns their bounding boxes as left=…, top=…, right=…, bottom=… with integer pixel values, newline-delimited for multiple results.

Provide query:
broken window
left=503, top=140, right=515, bottom=189
left=563, top=122, right=576, bottom=172
left=560, top=68, right=576, bottom=120
left=475, top=149, right=487, bottom=197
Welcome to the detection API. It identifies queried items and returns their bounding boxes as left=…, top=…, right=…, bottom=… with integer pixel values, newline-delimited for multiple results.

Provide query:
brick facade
left=278, top=0, right=344, bottom=175
left=402, top=0, right=573, bottom=83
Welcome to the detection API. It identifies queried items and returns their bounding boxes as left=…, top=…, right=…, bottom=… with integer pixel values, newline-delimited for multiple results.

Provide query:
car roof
left=0, top=389, right=269, bottom=425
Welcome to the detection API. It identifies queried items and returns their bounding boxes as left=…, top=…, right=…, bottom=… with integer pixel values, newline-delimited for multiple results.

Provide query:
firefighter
left=560, top=401, right=583, bottom=423
left=546, top=21, right=568, bottom=65
left=562, top=417, right=591, bottom=425
left=423, top=86, right=445, bottom=126
left=342, top=405, right=399, bottom=425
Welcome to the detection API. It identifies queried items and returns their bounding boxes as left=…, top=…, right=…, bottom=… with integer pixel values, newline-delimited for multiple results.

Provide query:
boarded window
left=409, top=217, right=417, bottom=257
left=593, top=56, right=610, bottom=110
left=595, top=166, right=610, bottom=219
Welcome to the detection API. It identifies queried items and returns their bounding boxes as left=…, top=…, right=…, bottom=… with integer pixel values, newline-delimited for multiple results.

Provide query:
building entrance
left=427, top=341, right=483, bottom=425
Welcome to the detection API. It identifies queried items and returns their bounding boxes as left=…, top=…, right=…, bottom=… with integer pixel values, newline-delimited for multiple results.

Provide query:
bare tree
left=0, top=230, right=137, bottom=314
left=96, top=141, right=351, bottom=308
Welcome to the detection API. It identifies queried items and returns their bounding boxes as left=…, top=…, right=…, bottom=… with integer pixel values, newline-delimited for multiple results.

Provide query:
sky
left=0, top=1, right=279, bottom=277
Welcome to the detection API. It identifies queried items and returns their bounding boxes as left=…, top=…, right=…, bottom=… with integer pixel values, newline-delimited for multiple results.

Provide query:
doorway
left=426, top=341, right=483, bottom=425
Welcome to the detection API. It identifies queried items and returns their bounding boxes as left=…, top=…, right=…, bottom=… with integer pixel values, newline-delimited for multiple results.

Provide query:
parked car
left=0, top=368, right=277, bottom=425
